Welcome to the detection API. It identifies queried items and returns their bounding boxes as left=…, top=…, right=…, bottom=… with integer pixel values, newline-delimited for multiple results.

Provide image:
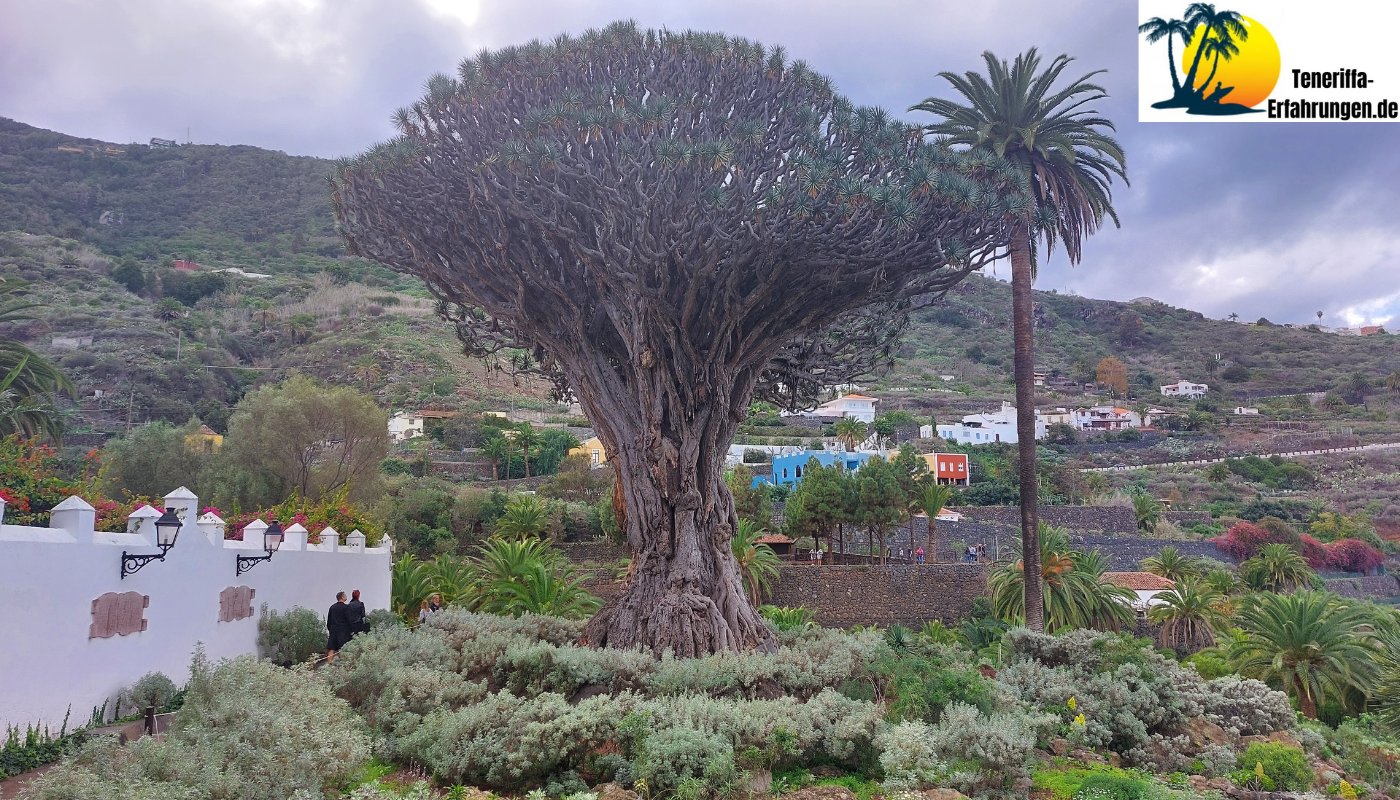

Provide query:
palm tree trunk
left=1167, top=36, right=1181, bottom=92
left=1180, top=29, right=1213, bottom=99
left=1010, top=225, right=1044, bottom=632
left=1201, top=54, right=1222, bottom=97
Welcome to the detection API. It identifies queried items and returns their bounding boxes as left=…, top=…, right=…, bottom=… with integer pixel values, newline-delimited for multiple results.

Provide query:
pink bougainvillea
left=1326, top=539, right=1385, bottom=574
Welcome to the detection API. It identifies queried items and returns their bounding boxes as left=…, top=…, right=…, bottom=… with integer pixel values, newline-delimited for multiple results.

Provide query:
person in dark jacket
left=326, top=591, right=351, bottom=663
left=345, top=589, right=368, bottom=637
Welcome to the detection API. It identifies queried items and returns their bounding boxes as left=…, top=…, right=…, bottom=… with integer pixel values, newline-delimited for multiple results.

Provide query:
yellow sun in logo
left=1180, top=15, right=1280, bottom=109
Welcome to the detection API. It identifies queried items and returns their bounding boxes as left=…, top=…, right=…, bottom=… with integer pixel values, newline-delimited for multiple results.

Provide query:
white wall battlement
left=0, top=486, right=392, bottom=729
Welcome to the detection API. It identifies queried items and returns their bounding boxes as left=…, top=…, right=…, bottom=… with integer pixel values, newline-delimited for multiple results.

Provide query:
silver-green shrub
left=630, top=727, right=737, bottom=795
left=1198, top=677, right=1295, bottom=735
left=119, top=671, right=178, bottom=716
left=877, top=721, right=945, bottom=790
left=921, top=701, right=1044, bottom=799
left=22, top=651, right=371, bottom=800
left=257, top=605, right=326, bottom=666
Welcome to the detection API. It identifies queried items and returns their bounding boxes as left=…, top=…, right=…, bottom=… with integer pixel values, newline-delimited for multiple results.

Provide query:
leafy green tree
left=153, top=297, right=186, bottom=322
left=732, top=519, right=783, bottom=606
left=111, top=259, right=146, bottom=294
left=515, top=425, right=542, bottom=478
left=1150, top=581, right=1224, bottom=653
left=854, top=456, right=907, bottom=562
left=1140, top=545, right=1203, bottom=583
left=98, top=420, right=213, bottom=500
left=782, top=459, right=854, bottom=556
left=212, top=375, right=388, bottom=510
left=913, top=49, right=1127, bottom=632
left=1231, top=591, right=1378, bottom=718
left=725, top=465, right=772, bottom=527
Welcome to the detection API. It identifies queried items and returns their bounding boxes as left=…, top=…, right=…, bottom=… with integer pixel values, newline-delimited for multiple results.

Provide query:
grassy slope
left=0, top=116, right=1394, bottom=431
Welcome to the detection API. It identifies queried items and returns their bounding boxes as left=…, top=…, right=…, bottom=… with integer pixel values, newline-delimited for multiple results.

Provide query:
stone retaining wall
left=957, top=505, right=1137, bottom=533
left=768, top=564, right=987, bottom=627
left=560, top=540, right=625, bottom=564
left=1325, top=574, right=1400, bottom=600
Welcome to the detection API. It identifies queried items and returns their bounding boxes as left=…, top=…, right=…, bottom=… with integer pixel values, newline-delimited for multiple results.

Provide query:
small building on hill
left=1159, top=380, right=1208, bottom=398
left=184, top=425, right=223, bottom=454
left=388, top=412, right=425, bottom=442
left=568, top=436, right=609, bottom=467
left=919, top=452, right=970, bottom=486
left=754, top=449, right=869, bottom=488
left=1233, top=406, right=1260, bottom=416
left=788, top=392, right=879, bottom=424
left=937, top=402, right=1046, bottom=445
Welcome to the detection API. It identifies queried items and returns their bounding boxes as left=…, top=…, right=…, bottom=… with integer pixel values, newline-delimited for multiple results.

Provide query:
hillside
left=0, top=116, right=1395, bottom=437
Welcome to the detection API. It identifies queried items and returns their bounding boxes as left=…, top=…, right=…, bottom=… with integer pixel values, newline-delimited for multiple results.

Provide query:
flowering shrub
left=215, top=490, right=379, bottom=544
left=1211, top=520, right=1298, bottom=560
left=0, top=435, right=92, bottom=525
left=1298, top=534, right=1329, bottom=570
left=1326, top=538, right=1385, bottom=574
left=92, top=496, right=164, bottom=533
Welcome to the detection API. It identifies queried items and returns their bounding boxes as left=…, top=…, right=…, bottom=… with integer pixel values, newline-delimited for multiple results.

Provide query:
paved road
left=1081, top=440, right=1400, bottom=473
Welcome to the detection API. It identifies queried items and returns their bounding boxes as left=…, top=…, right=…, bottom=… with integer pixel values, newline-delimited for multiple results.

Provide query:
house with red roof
left=1103, top=572, right=1176, bottom=612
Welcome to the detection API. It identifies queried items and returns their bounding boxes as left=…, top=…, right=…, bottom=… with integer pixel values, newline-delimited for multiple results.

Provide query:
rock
left=1264, top=730, right=1302, bottom=749
left=1049, top=737, right=1070, bottom=756
left=919, top=790, right=970, bottom=800
left=595, top=784, right=639, bottom=800
left=745, top=770, right=773, bottom=796
left=1069, top=747, right=1105, bottom=764
left=783, top=786, right=856, bottom=800
left=1106, top=751, right=1122, bottom=768
left=1204, top=778, right=1232, bottom=791
left=1183, top=716, right=1233, bottom=747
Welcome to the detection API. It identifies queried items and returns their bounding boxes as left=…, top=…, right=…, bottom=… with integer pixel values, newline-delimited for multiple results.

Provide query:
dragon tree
left=333, top=22, right=1026, bottom=655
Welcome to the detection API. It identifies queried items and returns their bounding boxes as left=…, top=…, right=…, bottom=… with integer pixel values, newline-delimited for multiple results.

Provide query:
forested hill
left=0, top=116, right=1394, bottom=432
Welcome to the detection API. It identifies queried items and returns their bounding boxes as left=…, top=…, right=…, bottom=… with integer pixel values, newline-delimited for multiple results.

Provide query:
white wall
left=0, top=486, right=392, bottom=730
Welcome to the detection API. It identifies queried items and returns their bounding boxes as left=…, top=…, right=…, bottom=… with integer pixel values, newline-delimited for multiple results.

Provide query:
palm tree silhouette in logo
left=1140, top=3, right=1262, bottom=115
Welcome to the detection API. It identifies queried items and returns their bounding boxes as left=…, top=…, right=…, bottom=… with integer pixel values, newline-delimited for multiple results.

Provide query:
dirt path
left=0, top=764, right=56, bottom=799
left=1080, top=439, right=1400, bottom=473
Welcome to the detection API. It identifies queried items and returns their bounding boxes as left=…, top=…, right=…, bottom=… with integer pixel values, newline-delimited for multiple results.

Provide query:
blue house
left=753, top=450, right=870, bottom=488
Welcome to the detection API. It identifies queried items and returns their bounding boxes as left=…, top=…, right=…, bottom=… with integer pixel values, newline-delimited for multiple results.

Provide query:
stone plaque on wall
left=89, top=591, right=149, bottom=639
left=218, top=585, right=256, bottom=622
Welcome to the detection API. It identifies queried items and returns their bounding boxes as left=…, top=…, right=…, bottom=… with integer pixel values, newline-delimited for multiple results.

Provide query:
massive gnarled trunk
left=586, top=398, right=767, bottom=654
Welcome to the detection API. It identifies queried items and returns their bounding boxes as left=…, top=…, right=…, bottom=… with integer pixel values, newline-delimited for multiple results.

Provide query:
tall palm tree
left=915, top=481, right=955, bottom=559
left=832, top=417, right=866, bottom=451
left=481, top=436, right=509, bottom=480
left=1180, top=4, right=1247, bottom=101
left=732, top=519, right=783, bottom=606
left=515, top=426, right=542, bottom=478
left=1227, top=312, right=1239, bottom=323
left=1140, top=545, right=1204, bottom=583
left=1138, top=16, right=1195, bottom=94
left=1150, top=581, right=1224, bottom=653
left=913, top=50, right=1127, bottom=631
left=1231, top=591, right=1379, bottom=718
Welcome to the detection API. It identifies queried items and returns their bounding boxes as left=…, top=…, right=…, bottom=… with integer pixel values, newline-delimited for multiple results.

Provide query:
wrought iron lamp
left=236, top=520, right=284, bottom=576
left=121, top=508, right=182, bottom=579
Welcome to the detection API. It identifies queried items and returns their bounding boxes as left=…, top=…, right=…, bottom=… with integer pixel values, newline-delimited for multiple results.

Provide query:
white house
left=387, top=412, right=425, bottom=442
left=1103, top=572, right=1176, bottom=612
left=789, top=392, right=879, bottom=423
left=1160, top=380, right=1208, bottom=398
left=936, top=402, right=1046, bottom=445
left=1233, top=406, right=1260, bottom=416
left=1073, top=406, right=1142, bottom=431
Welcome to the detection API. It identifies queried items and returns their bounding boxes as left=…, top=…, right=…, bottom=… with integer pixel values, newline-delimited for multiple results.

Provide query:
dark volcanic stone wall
left=767, top=564, right=988, bottom=627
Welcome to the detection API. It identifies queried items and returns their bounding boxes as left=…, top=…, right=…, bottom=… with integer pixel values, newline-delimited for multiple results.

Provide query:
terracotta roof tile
left=755, top=534, right=794, bottom=545
left=1103, top=572, right=1176, bottom=591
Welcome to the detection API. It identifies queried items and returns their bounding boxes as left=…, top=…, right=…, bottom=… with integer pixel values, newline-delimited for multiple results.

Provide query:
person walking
left=325, top=591, right=351, bottom=664
left=346, top=589, right=368, bottom=637
left=914, top=546, right=925, bottom=565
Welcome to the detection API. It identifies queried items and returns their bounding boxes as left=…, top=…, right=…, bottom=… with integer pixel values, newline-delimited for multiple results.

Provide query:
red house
left=921, top=452, right=970, bottom=486
left=172, top=259, right=201, bottom=271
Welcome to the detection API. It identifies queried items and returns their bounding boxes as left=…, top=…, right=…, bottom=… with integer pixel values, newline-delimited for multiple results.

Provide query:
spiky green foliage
left=1239, top=543, right=1314, bottom=592
left=989, top=524, right=1135, bottom=632
left=732, top=519, right=783, bottom=606
left=1230, top=591, right=1379, bottom=718
left=1140, top=545, right=1204, bottom=583
left=1149, top=581, right=1225, bottom=653
left=0, top=283, right=71, bottom=440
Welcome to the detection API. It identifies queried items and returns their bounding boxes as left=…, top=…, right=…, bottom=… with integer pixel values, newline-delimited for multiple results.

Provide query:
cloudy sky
left=3, top=0, right=1396, bottom=327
